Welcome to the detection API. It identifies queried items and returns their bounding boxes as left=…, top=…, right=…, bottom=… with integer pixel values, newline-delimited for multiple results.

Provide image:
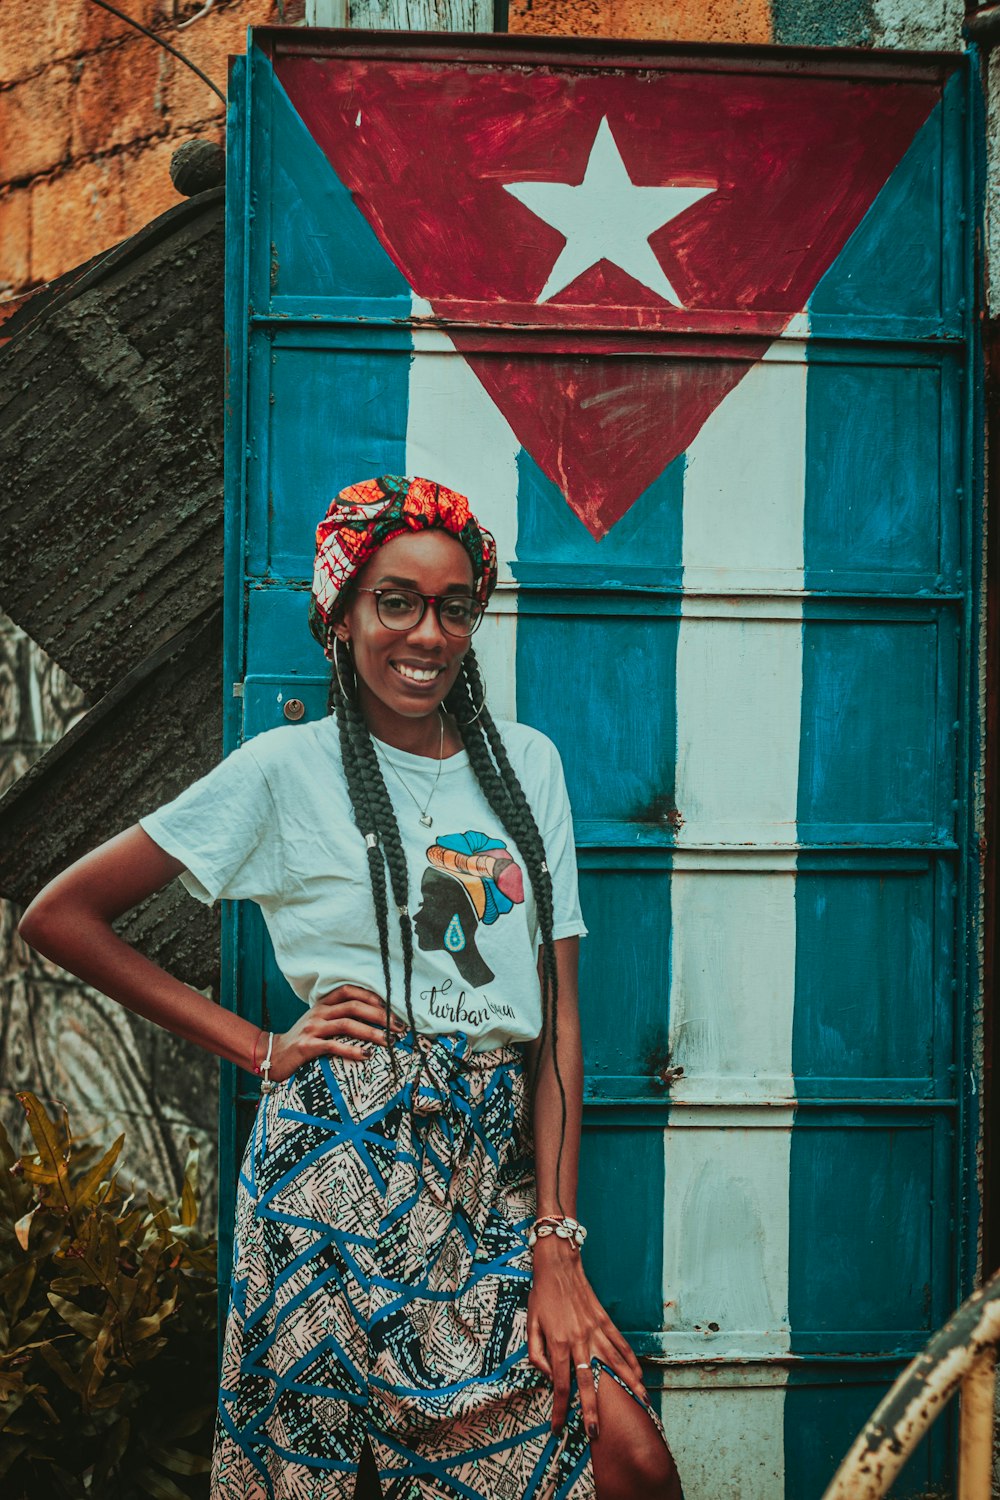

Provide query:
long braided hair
left=327, top=632, right=570, bottom=1202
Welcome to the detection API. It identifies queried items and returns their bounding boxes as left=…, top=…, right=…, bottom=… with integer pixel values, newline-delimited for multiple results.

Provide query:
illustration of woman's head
left=414, top=831, right=526, bottom=987
left=414, top=868, right=495, bottom=988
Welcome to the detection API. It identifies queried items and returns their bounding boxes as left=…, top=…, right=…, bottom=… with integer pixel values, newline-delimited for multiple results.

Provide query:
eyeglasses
left=356, top=587, right=485, bottom=638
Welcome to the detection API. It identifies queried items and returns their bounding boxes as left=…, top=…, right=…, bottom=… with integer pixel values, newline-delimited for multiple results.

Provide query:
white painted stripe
left=678, top=595, right=804, bottom=619
left=673, top=614, right=803, bottom=847
left=782, top=314, right=811, bottom=340
left=666, top=866, right=797, bottom=1106
left=659, top=1120, right=793, bottom=1498
left=660, top=1105, right=794, bottom=1349
left=674, top=352, right=807, bottom=845
left=659, top=1380, right=789, bottom=1500
left=468, top=590, right=518, bottom=730
left=681, top=346, right=807, bottom=595
left=663, top=344, right=807, bottom=1498
left=404, top=307, right=522, bottom=721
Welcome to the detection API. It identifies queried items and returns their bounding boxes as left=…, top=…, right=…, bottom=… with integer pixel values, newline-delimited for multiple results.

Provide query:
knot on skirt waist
left=401, top=1032, right=521, bottom=1214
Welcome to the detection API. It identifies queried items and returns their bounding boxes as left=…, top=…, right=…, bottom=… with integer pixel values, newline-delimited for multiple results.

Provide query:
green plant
left=0, top=1093, right=218, bottom=1498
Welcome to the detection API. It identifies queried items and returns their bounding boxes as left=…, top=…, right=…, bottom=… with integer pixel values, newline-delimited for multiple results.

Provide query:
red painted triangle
left=465, top=346, right=767, bottom=536
left=275, top=55, right=937, bottom=536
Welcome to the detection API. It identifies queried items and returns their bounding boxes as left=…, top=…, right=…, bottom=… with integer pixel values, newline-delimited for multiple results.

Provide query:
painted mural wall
left=226, top=32, right=977, bottom=1497
left=0, top=2, right=996, bottom=1496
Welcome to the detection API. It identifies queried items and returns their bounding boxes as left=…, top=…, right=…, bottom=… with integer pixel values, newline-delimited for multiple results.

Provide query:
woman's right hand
left=266, top=984, right=406, bottom=1080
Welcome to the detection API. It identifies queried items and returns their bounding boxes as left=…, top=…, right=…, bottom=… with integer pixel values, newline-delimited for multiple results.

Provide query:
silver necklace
left=376, top=713, right=445, bottom=828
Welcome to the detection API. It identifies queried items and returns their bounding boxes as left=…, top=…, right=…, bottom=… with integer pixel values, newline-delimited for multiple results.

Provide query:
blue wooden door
left=224, top=31, right=978, bottom=1497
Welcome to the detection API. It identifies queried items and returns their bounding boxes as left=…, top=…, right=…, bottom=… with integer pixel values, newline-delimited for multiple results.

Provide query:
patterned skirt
left=211, top=1030, right=666, bottom=1499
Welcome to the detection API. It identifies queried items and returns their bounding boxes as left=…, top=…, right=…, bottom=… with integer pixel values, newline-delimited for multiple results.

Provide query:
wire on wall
left=87, top=0, right=227, bottom=105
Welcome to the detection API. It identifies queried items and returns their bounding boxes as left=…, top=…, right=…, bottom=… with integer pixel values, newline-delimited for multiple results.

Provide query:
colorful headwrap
left=309, top=475, right=498, bottom=658
left=427, top=831, right=525, bottom=923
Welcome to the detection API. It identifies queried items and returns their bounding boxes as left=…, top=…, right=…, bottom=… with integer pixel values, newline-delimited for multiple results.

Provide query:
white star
left=504, top=116, right=714, bottom=308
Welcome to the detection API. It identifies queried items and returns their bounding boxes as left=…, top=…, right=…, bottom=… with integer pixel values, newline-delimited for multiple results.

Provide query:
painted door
left=223, top=31, right=978, bottom=1498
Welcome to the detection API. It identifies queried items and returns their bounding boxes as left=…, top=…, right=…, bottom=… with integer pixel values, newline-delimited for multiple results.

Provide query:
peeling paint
left=823, top=1275, right=1000, bottom=1499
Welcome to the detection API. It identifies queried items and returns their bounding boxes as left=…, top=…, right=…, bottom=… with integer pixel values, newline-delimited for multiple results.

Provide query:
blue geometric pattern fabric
left=210, top=1032, right=664, bottom=1497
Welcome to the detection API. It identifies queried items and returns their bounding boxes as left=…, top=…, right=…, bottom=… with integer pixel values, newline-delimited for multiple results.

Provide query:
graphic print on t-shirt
left=414, top=831, right=525, bottom=987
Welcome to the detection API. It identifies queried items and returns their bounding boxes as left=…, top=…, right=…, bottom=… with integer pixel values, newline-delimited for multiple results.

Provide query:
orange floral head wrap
left=309, top=476, right=498, bottom=658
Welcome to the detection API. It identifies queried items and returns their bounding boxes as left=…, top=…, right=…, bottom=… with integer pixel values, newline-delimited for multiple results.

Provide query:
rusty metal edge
left=0, top=247, right=112, bottom=343
left=820, top=1270, right=1000, bottom=1500
left=257, top=26, right=965, bottom=78
left=957, top=1346, right=995, bottom=1497
left=0, top=187, right=224, bottom=358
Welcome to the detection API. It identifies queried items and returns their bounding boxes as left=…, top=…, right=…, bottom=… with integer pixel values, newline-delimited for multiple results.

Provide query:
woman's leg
left=589, top=1373, right=682, bottom=1500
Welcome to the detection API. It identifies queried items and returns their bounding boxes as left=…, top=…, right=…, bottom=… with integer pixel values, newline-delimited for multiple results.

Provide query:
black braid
left=361, top=729, right=419, bottom=1043
left=328, top=640, right=396, bottom=1064
left=327, top=637, right=420, bottom=1060
left=443, top=649, right=569, bottom=1210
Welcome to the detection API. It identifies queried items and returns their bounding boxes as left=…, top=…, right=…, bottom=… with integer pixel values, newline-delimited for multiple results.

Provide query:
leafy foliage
left=0, top=1093, right=217, bottom=1498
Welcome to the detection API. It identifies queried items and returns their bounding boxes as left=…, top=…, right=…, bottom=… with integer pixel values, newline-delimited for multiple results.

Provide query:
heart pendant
left=419, top=814, right=433, bottom=828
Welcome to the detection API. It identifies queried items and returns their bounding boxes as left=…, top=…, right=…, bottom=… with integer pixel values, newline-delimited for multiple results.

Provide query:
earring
left=460, top=677, right=486, bottom=726
left=332, top=637, right=356, bottom=702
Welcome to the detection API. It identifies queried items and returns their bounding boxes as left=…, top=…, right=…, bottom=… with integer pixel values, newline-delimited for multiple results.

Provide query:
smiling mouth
left=391, top=662, right=444, bottom=684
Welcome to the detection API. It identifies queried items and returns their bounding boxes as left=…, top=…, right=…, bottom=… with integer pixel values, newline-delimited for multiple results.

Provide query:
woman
left=19, top=475, right=682, bottom=1500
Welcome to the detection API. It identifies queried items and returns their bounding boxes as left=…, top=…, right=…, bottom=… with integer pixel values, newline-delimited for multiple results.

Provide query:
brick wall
left=507, top=0, right=771, bottom=42
left=0, top=0, right=299, bottom=301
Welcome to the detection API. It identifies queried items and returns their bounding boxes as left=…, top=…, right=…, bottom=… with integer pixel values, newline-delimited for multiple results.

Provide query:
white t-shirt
left=139, top=716, right=587, bottom=1052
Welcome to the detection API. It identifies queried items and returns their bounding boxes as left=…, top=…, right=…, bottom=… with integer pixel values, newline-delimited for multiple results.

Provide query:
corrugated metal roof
left=0, top=189, right=225, bottom=700
left=0, top=185, right=227, bottom=991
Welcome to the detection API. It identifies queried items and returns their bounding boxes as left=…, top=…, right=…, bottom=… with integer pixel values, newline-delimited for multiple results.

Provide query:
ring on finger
left=575, top=1361, right=593, bottom=1371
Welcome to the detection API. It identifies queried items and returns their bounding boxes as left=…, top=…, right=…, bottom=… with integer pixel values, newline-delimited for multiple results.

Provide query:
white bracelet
left=259, top=1031, right=277, bottom=1094
left=527, top=1215, right=587, bottom=1250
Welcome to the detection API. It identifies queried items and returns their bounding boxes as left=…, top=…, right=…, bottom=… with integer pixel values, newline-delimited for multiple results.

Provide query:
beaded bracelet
left=527, top=1214, right=587, bottom=1251
left=257, top=1031, right=278, bottom=1095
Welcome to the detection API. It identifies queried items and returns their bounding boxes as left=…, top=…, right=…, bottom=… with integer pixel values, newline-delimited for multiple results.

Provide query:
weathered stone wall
left=506, top=0, right=962, bottom=45
left=0, top=0, right=295, bottom=302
